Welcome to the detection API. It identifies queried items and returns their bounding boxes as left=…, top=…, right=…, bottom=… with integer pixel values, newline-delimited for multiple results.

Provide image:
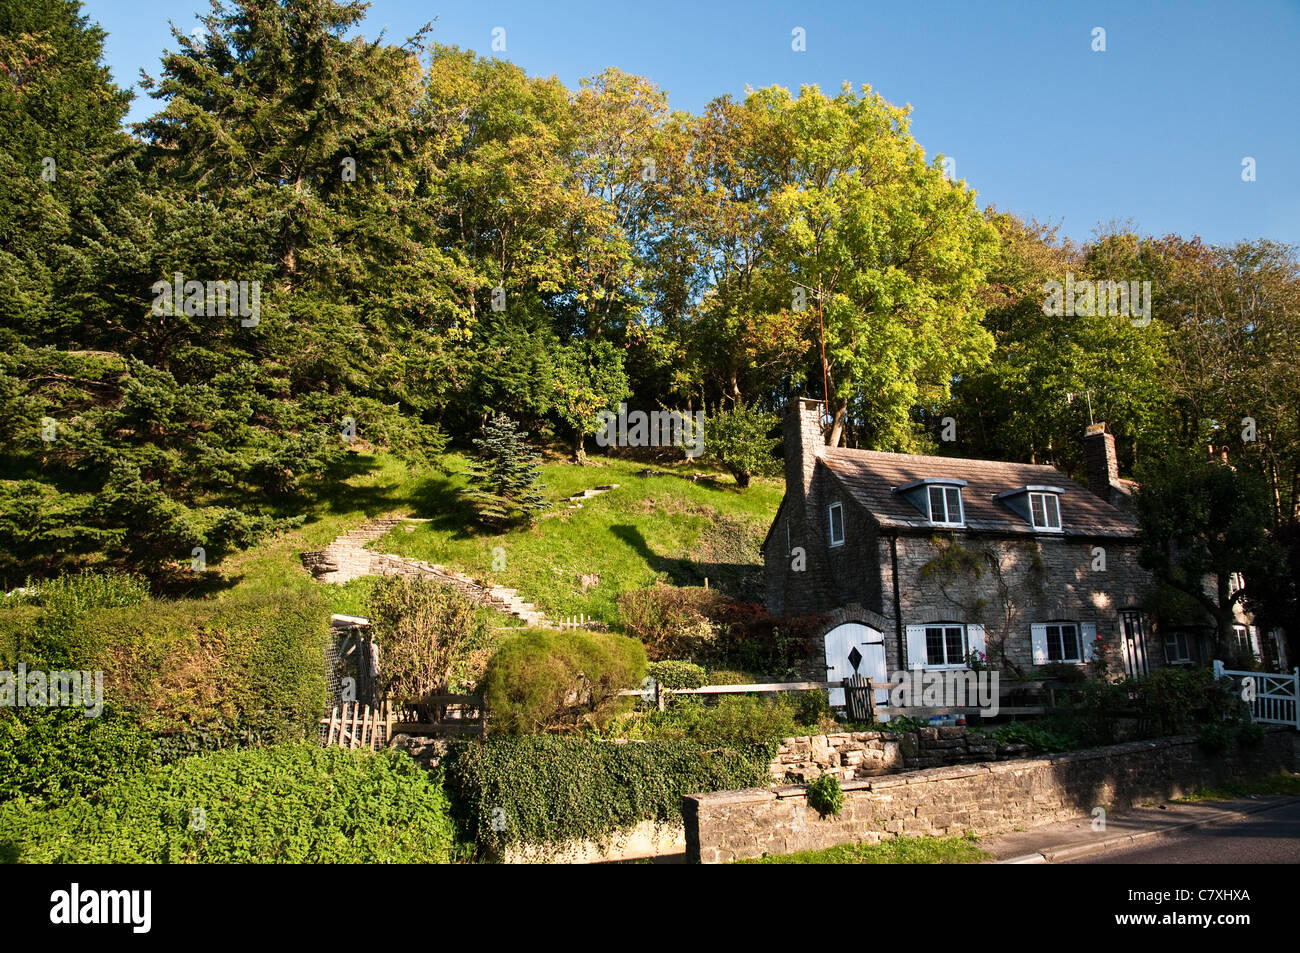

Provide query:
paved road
left=1068, top=800, right=1300, bottom=864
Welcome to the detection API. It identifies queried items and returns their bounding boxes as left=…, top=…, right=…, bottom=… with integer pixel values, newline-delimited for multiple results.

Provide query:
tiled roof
left=818, top=446, right=1139, bottom=538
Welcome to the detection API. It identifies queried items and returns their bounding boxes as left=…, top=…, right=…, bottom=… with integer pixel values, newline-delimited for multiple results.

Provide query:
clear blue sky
left=82, top=0, right=1300, bottom=249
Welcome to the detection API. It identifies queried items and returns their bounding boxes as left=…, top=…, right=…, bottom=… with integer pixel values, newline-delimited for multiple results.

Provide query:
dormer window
left=1028, top=491, right=1061, bottom=531
left=927, top=484, right=964, bottom=526
left=895, top=478, right=967, bottom=528
left=996, top=485, right=1065, bottom=533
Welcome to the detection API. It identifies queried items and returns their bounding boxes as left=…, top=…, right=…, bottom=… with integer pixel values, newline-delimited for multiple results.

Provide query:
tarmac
left=980, top=795, right=1300, bottom=863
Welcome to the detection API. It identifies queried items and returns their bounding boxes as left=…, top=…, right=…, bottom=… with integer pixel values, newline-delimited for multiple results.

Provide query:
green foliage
left=481, top=629, right=646, bottom=734
left=368, top=576, right=490, bottom=699
left=617, top=584, right=725, bottom=660
left=0, top=708, right=158, bottom=806
left=705, top=404, right=779, bottom=488
left=1135, top=452, right=1286, bottom=655
left=464, top=414, right=548, bottom=529
left=736, top=834, right=988, bottom=864
left=1037, top=661, right=1087, bottom=684
left=444, top=735, right=765, bottom=854
left=990, top=719, right=1078, bottom=753
left=16, top=586, right=330, bottom=742
left=806, top=774, right=846, bottom=817
left=0, top=744, right=460, bottom=863
left=646, top=659, right=708, bottom=690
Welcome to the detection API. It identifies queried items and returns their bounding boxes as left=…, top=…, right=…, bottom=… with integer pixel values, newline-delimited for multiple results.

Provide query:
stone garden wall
left=688, top=728, right=1296, bottom=863
left=769, top=726, right=1035, bottom=783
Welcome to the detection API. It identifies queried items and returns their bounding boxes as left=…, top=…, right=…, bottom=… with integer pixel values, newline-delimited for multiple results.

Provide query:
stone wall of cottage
left=874, top=531, right=1156, bottom=675
left=685, top=729, right=1297, bottom=863
left=766, top=469, right=885, bottom=620
left=769, top=726, right=1037, bottom=783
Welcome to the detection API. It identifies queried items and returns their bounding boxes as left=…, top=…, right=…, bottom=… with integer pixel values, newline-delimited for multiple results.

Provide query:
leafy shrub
left=481, top=629, right=646, bottom=733
left=1036, top=661, right=1087, bottom=684
left=1197, top=720, right=1235, bottom=753
left=617, top=586, right=823, bottom=674
left=704, top=404, right=780, bottom=488
left=0, top=744, right=460, bottom=863
left=617, top=585, right=725, bottom=660
left=646, top=660, right=708, bottom=690
left=444, top=735, right=765, bottom=854
left=879, top=715, right=927, bottom=733
left=1238, top=720, right=1266, bottom=747
left=991, top=719, right=1078, bottom=753
left=0, top=708, right=158, bottom=806
left=609, top=694, right=812, bottom=761
left=806, top=774, right=845, bottom=817
left=1134, top=667, right=1220, bottom=736
left=369, top=576, right=489, bottom=699
left=26, top=570, right=151, bottom=613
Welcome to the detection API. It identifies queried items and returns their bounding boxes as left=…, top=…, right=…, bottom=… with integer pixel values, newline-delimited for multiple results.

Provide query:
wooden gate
left=322, top=701, right=388, bottom=750
left=1213, top=660, right=1300, bottom=728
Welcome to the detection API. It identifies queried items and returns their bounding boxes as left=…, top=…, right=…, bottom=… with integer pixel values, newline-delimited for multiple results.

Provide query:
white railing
left=1213, top=661, right=1300, bottom=729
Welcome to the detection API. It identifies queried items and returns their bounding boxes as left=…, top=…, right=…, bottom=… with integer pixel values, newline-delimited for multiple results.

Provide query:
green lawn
left=209, top=450, right=782, bottom=627
left=734, top=834, right=990, bottom=864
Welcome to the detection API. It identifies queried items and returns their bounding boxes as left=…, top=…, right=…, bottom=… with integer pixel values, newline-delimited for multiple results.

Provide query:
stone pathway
left=301, top=517, right=551, bottom=627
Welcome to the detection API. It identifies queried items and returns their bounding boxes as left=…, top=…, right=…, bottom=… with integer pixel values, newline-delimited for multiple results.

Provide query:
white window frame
left=828, top=502, right=845, bottom=547
left=1164, top=630, right=1192, bottom=664
left=927, top=484, right=964, bottom=527
left=1031, top=621, right=1096, bottom=665
left=924, top=624, right=967, bottom=668
left=1233, top=624, right=1255, bottom=658
left=1027, top=491, right=1062, bottom=532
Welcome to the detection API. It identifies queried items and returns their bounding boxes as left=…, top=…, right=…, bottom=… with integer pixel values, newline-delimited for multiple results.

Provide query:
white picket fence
left=1213, top=661, right=1300, bottom=729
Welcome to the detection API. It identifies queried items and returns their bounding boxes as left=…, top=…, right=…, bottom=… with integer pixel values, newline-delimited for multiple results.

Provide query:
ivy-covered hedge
left=0, top=744, right=460, bottom=863
left=444, top=735, right=765, bottom=855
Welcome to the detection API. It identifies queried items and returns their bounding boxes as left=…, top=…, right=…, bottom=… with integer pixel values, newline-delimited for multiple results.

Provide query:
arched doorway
left=824, top=622, right=888, bottom=717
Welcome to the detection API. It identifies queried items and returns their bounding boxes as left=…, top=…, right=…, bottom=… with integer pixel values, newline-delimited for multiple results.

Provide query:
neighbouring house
left=763, top=398, right=1168, bottom=694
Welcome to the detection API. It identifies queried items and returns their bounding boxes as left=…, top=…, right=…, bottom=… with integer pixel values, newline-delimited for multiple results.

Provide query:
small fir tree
left=465, top=414, right=548, bottom=529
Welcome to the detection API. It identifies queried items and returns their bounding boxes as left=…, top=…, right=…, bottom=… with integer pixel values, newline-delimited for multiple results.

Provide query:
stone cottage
left=762, top=399, right=1163, bottom=692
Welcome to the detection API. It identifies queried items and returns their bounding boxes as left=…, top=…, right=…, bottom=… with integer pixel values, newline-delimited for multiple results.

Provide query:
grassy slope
left=212, top=451, right=782, bottom=627
left=374, top=454, right=782, bottom=626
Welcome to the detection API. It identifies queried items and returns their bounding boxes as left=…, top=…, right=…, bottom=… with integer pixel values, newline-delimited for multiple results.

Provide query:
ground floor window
left=925, top=624, right=966, bottom=666
left=1031, top=621, right=1096, bottom=666
left=1164, top=630, right=1193, bottom=664
left=1045, top=622, right=1081, bottom=662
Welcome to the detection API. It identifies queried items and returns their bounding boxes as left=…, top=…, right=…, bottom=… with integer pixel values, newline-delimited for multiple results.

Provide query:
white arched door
left=824, top=622, right=889, bottom=718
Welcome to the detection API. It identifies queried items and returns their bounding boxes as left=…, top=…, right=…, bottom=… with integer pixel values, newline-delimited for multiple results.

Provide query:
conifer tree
left=464, top=415, right=547, bottom=529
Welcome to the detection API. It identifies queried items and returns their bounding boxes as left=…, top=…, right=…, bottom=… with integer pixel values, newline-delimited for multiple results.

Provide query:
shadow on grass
left=609, top=524, right=759, bottom=598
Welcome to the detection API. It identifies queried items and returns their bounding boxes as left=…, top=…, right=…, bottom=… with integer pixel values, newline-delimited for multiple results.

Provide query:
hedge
left=2, top=585, right=330, bottom=743
left=444, top=735, right=766, bottom=855
left=0, top=744, right=460, bottom=863
left=480, top=629, right=646, bottom=733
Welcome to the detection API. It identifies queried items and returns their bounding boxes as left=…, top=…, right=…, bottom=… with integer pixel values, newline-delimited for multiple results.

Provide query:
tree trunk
left=572, top=430, right=587, bottom=465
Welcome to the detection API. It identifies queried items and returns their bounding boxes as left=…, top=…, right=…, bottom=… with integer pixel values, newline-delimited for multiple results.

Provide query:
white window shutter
left=1081, top=622, right=1097, bottom=660
left=1030, top=623, right=1049, bottom=665
left=966, top=624, right=986, bottom=660
left=906, top=625, right=928, bottom=670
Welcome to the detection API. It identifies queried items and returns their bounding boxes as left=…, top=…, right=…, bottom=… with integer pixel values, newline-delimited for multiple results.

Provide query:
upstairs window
left=927, top=484, right=964, bottom=526
left=1028, top=491, right=1062, bottom=531
left=828, top=502, right=845, bottom=547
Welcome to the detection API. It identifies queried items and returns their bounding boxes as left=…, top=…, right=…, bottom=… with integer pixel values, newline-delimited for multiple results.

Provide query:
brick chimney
left=783, top=397, right=826, bottom=504
left=1084, top=422, right=1120, bottom=504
